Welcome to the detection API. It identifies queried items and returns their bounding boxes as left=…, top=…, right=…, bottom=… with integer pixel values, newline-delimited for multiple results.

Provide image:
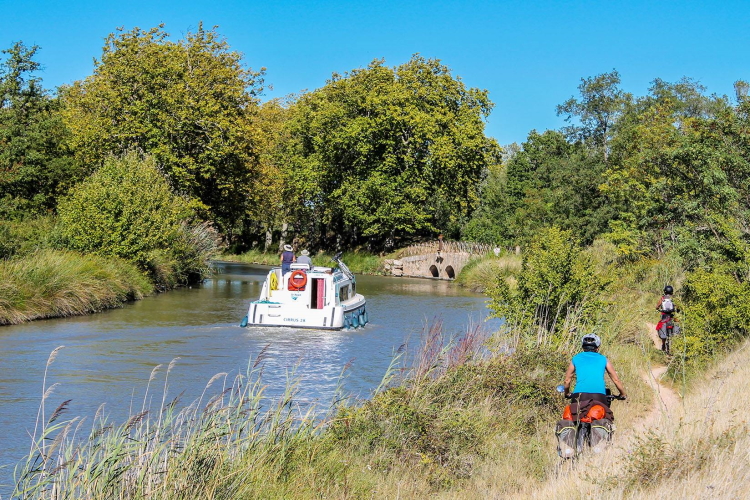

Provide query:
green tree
left=465, top=130, right=608, bottom=246
left=556, top=70, right=631, bottom=161
left=287, top=55, right=501, bottom=249
left=0, top=42, right=76, bottom=218
left=601, top=77, right=748, bottom=264
left=60, top=24, right=264, bottom=235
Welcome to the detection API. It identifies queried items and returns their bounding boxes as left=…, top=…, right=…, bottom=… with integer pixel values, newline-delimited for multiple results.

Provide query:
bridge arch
left=444, top=265, right=455, bottom=279
left=429, top=265, right=439, bottom=277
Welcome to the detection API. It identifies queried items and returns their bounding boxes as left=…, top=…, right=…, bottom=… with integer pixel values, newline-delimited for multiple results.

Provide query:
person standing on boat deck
left=280, top=244, right=295, bottom=275
left=297, top=249, right=313, bottom=269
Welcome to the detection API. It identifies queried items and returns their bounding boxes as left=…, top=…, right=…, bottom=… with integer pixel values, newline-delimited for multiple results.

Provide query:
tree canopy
left=0, top=42, right=76, bottom=218
left=285, top=55, right=501, bottom=250
left=60, top=24, right=265, bottom=234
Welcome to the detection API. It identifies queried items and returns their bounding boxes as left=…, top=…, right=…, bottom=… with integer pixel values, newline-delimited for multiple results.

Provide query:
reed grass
left=0, top=249, right=152, bottom=325
left=455, top=253, right=522, bottom=292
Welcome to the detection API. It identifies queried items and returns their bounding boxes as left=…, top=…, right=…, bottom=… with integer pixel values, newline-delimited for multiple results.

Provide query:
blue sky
left=2, top=0, right=748, bottom=145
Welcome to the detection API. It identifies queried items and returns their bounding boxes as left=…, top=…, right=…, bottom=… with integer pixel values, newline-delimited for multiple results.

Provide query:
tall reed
left=13, top=349, right=322, bottom=499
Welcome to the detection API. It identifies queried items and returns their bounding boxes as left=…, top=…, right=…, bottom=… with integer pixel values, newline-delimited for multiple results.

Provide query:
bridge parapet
left=386, top=240, right=492, bottom=279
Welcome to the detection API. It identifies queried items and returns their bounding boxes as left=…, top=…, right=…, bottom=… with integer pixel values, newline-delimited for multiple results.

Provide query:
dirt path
left=628, top=323, right=681, bottom=434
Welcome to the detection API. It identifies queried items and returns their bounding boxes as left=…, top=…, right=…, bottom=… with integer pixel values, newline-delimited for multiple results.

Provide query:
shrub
left=672, top=266, right=750, bottom=363
left=57, top=152, right=218, bottom=288
left=0, top=216, right=63, bottom=259
left=487, top=227, right=610, bottom=349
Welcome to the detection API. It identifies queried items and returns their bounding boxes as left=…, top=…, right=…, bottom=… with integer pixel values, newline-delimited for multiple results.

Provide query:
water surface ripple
left=0, top=262, right=496, bottom=489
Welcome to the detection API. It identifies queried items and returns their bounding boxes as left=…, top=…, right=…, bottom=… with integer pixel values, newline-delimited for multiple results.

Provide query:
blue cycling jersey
left=572, top=351, right=607, bottom=394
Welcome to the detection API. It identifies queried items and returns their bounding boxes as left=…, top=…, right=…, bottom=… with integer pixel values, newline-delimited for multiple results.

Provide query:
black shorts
left=570, top=392, right=608, bottom=406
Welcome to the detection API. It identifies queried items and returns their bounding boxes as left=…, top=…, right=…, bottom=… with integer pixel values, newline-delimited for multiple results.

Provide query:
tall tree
left=60, top=24, right=265, bottom=235
left=602, top=77, right=749, bottom=264
left=556, top=70, right=631, bottom=161
left=0, top=42, right=75, bottom=218
left=288, top=55, right=501, bottom=249
left=465, top=130, right=607, bottom=246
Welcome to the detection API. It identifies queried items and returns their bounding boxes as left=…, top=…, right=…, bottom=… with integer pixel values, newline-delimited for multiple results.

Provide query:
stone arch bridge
left=384, top=241, right=493, bottom=279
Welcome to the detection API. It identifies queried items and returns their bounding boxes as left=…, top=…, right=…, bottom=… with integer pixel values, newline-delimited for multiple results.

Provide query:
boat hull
left=245, top=294, right=367, bottom=330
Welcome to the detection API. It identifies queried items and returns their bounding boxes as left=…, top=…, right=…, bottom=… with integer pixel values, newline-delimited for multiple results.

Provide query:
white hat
left=283, top=244, right=292, bottom=251
left=301, top=249, right=309, bottom=256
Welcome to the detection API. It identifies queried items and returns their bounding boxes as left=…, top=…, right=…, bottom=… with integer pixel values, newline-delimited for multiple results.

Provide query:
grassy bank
left=0, top=249, right=153, bottom=325
left=454, top=253, right=522, bottom=292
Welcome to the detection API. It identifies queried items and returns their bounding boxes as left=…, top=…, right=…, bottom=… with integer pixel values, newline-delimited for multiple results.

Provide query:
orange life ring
left=288, top=270, right=308, bottom=291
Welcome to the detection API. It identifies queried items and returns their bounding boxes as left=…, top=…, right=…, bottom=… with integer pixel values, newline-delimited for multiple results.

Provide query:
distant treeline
left=3, top=24, right=750, bottom=283
left=1, top=24, right=500, bottom=257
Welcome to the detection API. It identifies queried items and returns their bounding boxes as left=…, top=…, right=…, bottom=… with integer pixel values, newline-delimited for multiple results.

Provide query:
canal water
left=0, top=261, right=496, bottom=491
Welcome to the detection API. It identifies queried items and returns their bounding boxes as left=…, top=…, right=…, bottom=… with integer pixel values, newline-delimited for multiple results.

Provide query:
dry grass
left=455, top=253, right=522, bottom=292
left=471, top=336, right=750, bottom=500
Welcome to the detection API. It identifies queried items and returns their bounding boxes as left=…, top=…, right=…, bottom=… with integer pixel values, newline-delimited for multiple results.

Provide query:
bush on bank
left=0, top=249, right=152, bottom=325
left=0, top=216, right=63, bottom=260
left=57, top=152, right=220, bottom=290
left=487, top=227, right=611, bottom=350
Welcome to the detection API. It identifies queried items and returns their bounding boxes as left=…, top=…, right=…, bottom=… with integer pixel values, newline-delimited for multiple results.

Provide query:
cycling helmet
left=581, top=334, right=601, bottom=350
left=664, top=285, right=674, bottom=295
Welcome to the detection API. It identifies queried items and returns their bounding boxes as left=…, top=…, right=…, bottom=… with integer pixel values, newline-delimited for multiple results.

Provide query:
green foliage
left=57, top=152, right=218, bottom=288
left=0, top=215, right=63, bottom=259
left=60, top=24, right=264, bottom=234
left=487, top=227, right=610, bottom=348
left=286, top=55, right=501, bottom=249
left=557, top=69, right=632, bottom=160
left=465, top=130, right=609, bottom=246
left=672, top=266, right=750, bottom=361
left=454, top=253, right=521, bottom=292
left=601, top=76, right=748, bottom=263
left=328, top=346, right=566, bottom=486
left=0, top=42, right=77, bottom=217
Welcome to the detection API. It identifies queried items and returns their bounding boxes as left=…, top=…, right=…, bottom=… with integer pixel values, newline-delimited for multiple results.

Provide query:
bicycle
left=555, top=385, right=625, bottom=459
left=657, top=310, right=680, bottom=355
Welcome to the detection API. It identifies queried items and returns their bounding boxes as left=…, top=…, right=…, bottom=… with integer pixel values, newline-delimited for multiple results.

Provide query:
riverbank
left=12, top=239, right=749, bottom=498
left=0, top=249, right=153, bottom=325
left=12, top=246, right=682, bottom=499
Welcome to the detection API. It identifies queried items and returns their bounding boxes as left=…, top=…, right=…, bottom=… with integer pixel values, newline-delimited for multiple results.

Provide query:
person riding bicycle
left=556, top=334, right=627, bottom=458
left=656, top=285, right=678, bottom=352
left=563, top=334, right=627, bottom=408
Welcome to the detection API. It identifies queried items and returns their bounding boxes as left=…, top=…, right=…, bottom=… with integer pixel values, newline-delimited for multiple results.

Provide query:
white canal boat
left=240, top=254, right=368, bottom=330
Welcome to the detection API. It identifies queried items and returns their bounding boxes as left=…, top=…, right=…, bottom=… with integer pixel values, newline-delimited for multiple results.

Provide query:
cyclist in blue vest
left=563, top=334, right=627, bottom=406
